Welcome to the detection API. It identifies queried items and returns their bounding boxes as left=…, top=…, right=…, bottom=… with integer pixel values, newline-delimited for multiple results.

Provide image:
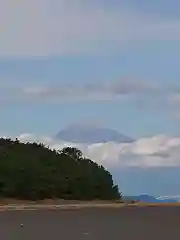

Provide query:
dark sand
left=1, top=206, right=180, bottom=240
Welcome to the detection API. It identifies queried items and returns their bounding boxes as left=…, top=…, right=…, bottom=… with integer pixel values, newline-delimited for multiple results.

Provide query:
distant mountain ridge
left=123, top=194, right=178, bottom=203
left=56, top=124, right=134, bottom=144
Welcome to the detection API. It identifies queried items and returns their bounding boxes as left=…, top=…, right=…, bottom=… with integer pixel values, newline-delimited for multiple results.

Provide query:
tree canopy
left=0, top=138, right=120, bottom=200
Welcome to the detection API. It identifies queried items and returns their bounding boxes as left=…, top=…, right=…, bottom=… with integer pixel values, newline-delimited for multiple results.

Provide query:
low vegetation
left=0, top=138, right=120, bottom=201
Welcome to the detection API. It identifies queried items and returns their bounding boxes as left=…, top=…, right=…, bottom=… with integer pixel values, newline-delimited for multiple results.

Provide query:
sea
left=0, top=207, right=180, bottom=240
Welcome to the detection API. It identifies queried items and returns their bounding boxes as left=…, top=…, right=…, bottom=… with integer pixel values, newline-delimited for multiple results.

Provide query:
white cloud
left=4, top=133, right=180, bottom=169
left=0, top=78, right=156, bottom=103
left=0, top=0, right=180, bottom=57
left=166, top=93, right=180, bottom=121
left=169, top=94, right=180, bottom=105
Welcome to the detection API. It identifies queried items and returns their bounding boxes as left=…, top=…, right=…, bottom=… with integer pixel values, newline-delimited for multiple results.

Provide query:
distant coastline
left=0, top=199, right=180, bottom=211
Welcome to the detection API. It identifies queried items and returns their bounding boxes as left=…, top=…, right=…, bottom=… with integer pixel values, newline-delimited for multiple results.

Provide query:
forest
left=0, top=138, right=121, bottom=200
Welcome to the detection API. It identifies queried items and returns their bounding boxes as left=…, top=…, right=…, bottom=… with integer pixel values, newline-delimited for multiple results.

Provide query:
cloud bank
left=0, top=78, right=157, bottom=103
left=3, top=133, right=180, bottom=169
left=0, top=0, right=180, bottom=57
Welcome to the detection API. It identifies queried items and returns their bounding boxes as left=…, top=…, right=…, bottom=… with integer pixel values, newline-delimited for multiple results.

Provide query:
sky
left=1, top=0, right=180, bottom=196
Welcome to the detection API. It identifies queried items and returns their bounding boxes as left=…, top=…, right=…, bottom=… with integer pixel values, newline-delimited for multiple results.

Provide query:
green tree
left=0, top=138, right=121, bottom=200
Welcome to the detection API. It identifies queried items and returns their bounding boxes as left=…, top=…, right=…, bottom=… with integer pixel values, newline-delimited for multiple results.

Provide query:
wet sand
left=1, top=206, right=180, bottom=240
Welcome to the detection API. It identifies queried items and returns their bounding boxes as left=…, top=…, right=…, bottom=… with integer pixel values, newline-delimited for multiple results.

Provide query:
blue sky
left=1, top=0, right=180, bottom=195
left=1, top=47, right=180, bottom=138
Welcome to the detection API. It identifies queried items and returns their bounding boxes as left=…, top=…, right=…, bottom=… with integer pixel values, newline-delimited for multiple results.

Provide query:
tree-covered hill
left=0, top=138, right=120, bottom=200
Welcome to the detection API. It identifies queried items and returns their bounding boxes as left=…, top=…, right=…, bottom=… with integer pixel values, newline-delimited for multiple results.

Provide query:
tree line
left=0, top=138, right=121, bottom=200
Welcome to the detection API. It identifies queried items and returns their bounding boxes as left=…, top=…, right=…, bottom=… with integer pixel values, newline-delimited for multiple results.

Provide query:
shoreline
left=0, top=200, right=179, bottom=210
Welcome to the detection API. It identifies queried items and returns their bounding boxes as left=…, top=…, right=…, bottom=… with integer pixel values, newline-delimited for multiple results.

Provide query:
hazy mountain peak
left=56, top=124, right=134, bottom=144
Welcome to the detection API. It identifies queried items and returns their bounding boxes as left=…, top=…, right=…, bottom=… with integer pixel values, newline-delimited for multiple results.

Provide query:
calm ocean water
left=0, top=207, right=180, bottom=240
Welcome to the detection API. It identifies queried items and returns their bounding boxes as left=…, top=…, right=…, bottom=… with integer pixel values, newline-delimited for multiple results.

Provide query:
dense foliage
left=0, top=138, right=120, bottom=200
